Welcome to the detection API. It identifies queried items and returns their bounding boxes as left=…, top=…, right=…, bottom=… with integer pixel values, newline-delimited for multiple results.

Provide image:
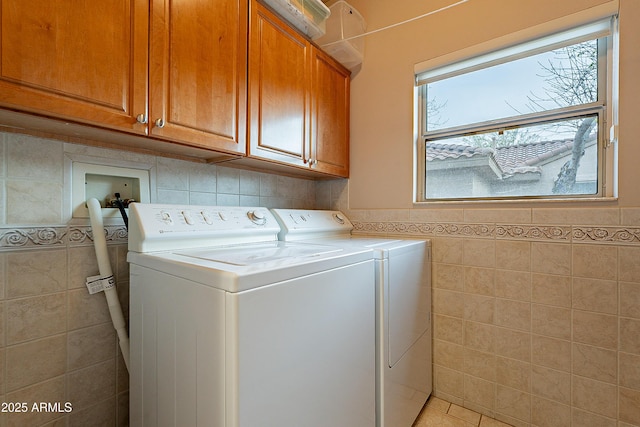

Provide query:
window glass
left=425, top=115, right=599, bottom=199
left=426, top=40, right=598, bottom=131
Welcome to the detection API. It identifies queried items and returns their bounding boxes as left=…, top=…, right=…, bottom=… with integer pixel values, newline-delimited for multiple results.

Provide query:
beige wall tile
left=619, top=246, right=640, bottom=283
left=434, top=366, right=464, bottom=399
left=0, top=303, right=5, bottom=347
left=620, top=282, right=640, bottom=318
left=531, top=243, right=571, bottom=276
left=7, top=180, right=63, bottom=224
left=67, top=323, right=116, bottom=371
left=434, top=340, right=464, bottom=371
left=410, top=209, right=464, bottom=223
left=531, top=335, right=571, bottom=372
left=6, top=335, right=66, bottom=392
left=464, top=321, right=495, bottom=354
left=532, top=207, right=619, bottom=225
left=531, top=364, right=570, bottom=404
left=362, top=209, right=411, bottom=222
left=7, top=134, right=62, bottom=180
left=619, top=352, right=640, bottom=391
left=433, top=289, right=464, bottom=318
left=621, top=208, right=640, bottom=226
left=495, top=328, right=530, bottom=362
left=67, top=246, right=101, bottom=290
left=619, top=387, right=640, bottom=425
left=494, top=270, right=531, bottom=302
left=67, top=360, right=116, bottom=411
left=464, top=267, right=495, bottom=296
left=495, top=385, right=530, bottom=423
left=433, top=263, right=464, bottom=291
left=6, top=376, right=65, bottom=427
left=495, top=241, right=531, bottom=272
left=531, top=396, right=570, bottom=427
left=571, top=408, right=617, bottom=427
left=6, top=250, right=67, bottom=298
left=572, top=244, right=617, bottom=280
left=464, top=208, right=532, bottom=224
left=572, top=375, right=617, bottom=418
left=572, top=310, right=618, bottom=349
left=67, top=289, right=111, bottom=330
left=572, top=277, right=618, bottom=314
left=6, top=293, right=66, bottom=345
left=68, top=397, right=116, bottom=427
left=464, top=294, right=495, bottom=324
left=463, top=348, right=496, bottom=382
left=496, top=357, right=530, bottom=393
left=434, top=314, right=464, bottom=344
left=432, top=238, right=464, bottom=265
left=463, top=239, right=496, bottom=268
left=531, top=273, right=571, bottom=307
left=531, top=304, right=571, bottom=340
left=495, top=299, right=530, bottom=332
left=620, top=317, right=640, bottom=355
left=572, top=343, right=617, bottom=384
left=0, top=253, right=6, bottom=298
left=464, top=374, right=495, bottom=411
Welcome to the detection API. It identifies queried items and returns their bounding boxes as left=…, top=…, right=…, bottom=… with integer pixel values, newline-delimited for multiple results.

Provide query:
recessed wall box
left=72, top=162, right=150, bottom=220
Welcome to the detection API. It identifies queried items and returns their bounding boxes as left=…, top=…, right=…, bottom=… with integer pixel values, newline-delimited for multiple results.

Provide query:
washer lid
left=128, top=241, right=373, bottom=293
left=176, top=242, right=341, bottom=266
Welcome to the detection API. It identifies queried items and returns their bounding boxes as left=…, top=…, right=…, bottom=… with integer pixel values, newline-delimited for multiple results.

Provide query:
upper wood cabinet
left=0, top=0, right=148, bottom=132
left=248, top=1, right=310, bottom=169
left=0, top=0, right=247, bottom=155
left=148, top=0, right=247, bottom=153
left=248, top=0, right=350, bottom=177
left=310, top=47, right=350, bottom=177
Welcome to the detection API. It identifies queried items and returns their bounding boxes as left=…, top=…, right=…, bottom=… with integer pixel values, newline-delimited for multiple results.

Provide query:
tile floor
left=413, top=396, right=513, bottom=427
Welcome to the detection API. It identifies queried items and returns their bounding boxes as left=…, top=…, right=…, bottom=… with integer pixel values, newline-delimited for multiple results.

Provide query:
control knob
left=247, top=210, right=267, bottom=225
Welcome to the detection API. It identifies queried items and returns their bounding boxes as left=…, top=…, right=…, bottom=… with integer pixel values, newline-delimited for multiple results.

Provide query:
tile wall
left=4, top=129, right=639, bottom=427
left=323, top=179, right=640, bottom=427
left=0, top=130, right=320, bottom=426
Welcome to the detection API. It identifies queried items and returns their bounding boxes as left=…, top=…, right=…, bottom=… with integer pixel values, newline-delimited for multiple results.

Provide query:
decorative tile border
left=0, top=225, right=128, bottom=251
left=1, top=222, right=639, bottom=250
left=573, top=226, right=640, bottom=245
left=353, top=221, right=640, bottom=246
left=496, top=225, right=572, bottom=241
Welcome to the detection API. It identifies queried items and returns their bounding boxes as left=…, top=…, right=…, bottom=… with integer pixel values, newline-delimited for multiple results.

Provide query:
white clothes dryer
left=127, top=203, right=376, bottom=427
left=271, top=209, right=432, bottom=427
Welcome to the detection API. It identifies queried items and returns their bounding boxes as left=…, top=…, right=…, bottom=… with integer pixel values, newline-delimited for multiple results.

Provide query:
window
left=415, top=14, right=618, bottom=202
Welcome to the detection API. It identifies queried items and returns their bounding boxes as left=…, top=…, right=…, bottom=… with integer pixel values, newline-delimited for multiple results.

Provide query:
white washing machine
left=271, top=209, right=432, bottom=427
left=127, top=203, right=376, bottom=427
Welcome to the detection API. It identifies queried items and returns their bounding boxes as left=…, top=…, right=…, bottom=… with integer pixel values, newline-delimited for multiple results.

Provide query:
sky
left=426, top=43, right=597, bottom=140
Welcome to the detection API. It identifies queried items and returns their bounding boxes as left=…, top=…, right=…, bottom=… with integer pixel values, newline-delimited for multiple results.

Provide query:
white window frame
left=413, top=2, right=619, bottom=203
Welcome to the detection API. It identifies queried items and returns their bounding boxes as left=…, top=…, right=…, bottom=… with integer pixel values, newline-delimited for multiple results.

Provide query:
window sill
left=413, top=196, right=619, bottom=208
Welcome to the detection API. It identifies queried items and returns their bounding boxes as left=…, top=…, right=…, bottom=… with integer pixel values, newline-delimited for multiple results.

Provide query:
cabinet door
left=0, top=0, right=148, bottom=132
left=248, top=0, right=310, bottom=167
left=311, top=48, right=350, bottom=177
left=149, top=0, right=247, bottom=154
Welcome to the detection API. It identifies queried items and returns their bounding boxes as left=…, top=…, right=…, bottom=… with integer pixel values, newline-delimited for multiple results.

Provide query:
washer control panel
left=128, top=203, right=279, bottom=252
left=270, top=209, right=353, bottom=241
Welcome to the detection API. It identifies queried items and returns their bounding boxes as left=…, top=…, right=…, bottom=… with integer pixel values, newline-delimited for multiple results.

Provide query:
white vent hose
left=87, top=198, right=130, bottom=371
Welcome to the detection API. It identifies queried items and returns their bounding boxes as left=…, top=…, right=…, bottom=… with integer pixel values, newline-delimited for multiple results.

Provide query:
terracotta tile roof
left=426, top=138, right=588, bottom=176
left=426, top=143, right=496, bottom=162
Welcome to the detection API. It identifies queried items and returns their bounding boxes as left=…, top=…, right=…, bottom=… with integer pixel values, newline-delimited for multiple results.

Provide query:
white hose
left=87, top=198, right=130, bottom=372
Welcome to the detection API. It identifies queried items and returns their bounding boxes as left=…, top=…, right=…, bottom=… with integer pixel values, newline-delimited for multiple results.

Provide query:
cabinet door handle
left=136, top=114, right=147, bottom=124
left=155, top=118, right=165, bottom=128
